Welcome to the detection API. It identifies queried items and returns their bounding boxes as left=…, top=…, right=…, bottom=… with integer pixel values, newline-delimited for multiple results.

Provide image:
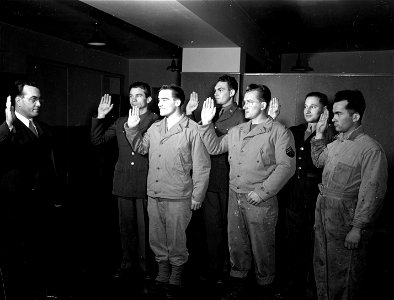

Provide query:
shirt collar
left=337, top=125, right=364, bottom=142
left=15, top=111, right=31, bottom=128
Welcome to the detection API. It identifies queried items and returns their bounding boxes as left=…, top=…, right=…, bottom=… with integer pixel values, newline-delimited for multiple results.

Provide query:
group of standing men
left=0, top=76, right=388, bottom=300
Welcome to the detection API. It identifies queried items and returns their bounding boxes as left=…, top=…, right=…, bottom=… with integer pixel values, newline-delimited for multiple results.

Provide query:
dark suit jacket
left=91, top=111, right=158, bottom=198
left=0, top=118, right=57, bottom=196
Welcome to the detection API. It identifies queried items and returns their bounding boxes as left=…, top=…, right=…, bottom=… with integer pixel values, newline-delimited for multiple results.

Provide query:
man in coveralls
left=124, top=84, right=210, bottom=299
left=276, top=92, right=335, bottom=299
left=311, top=90, right=387, bottom=300
left=198, top=84, right=295, bottom=300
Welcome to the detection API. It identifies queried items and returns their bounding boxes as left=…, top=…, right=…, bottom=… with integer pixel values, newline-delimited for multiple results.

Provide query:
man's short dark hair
left=245, top=84, right=271, bottom=109
left=334, top=90, right=366, bottom=121
left=305, top=91, right=329, bottom=107
left=12, top=80, right=39, bottom=100
left=160, top=84, right=186, bottom=107
left=216, top=75, right=238, bottom=95
left=129, top=81, right=151, bottom=98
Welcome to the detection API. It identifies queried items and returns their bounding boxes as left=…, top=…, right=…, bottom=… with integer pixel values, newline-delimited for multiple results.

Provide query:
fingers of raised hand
left=190, top=91, right=198, bottom=102
left=6, top=95, right=11, bottom=109
left=132, top=106, right=140, bottom=116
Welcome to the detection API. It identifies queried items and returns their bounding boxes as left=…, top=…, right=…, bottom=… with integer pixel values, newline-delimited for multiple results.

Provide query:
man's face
left=332, top=100, right=357, bottom=133
left=214, top=81, right=234, bottom=107
left=158, top=89, right=179, bottom=117
left=304, top=96, right=324, bottom=123
left=242, top=90, right=264, bottom=120
left=16, top=85, right=41, bottom=119
left=129, top=87, right=151, bottom=109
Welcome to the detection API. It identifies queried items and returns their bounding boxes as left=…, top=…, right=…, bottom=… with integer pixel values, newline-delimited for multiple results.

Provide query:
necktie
left=29, top=120, right=38, bottom=136
left=219, top=108, right=225, bottom=118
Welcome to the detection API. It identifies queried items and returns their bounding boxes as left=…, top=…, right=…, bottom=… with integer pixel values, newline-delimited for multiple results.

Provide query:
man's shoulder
left=289, top=123, right=306, bottom=132
left=357, top=133, right=385, bottom=153
left=272, top=119, right=289, bottom=132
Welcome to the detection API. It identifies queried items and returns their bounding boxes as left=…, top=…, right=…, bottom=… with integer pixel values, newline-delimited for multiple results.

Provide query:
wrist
left=351, top=227, right=362, bottom=233
left=97, top=113, right=106, bottom=119
left=315, top=132, right=325, bottom=140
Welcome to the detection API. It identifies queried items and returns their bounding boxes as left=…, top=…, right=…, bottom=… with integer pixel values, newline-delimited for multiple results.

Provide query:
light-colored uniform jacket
left=124, top=115, right=210, bottom=203
left=199, top=117, right=296, bottom=200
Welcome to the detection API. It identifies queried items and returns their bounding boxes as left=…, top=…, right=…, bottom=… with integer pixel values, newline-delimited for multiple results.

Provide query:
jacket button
left=131, top=152, right=135, bottom=155
left=131, top=162, right=134, bottom=165
left=300, top=147, right=304, bottom=151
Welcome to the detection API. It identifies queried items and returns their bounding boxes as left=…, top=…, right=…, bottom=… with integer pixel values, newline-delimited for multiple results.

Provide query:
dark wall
left=181, top=72, right=242, bottom=122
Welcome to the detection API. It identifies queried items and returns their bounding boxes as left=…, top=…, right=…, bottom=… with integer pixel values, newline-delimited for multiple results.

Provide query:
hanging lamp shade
left=291, top=53, right=313, bottom=72
left=166, top=56, right=180, bottom=72
left=87, top=22, right=107, bottom=46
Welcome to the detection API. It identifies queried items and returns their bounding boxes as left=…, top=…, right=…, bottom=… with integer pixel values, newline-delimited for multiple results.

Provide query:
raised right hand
left=97, top=94, right=113, bottom=119
left=5, top=95, right=16, bottom=128
left=127, top=106, right=140, bottom=128
left=201, top=97, right=216, bottom=125
left=315, top=107, right=329, bottom=139
left=186, top=91, right=199, bottom=115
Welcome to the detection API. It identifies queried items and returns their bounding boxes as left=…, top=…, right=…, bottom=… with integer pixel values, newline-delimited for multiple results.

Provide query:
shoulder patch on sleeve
left=286, top=146, right=295, bottom=158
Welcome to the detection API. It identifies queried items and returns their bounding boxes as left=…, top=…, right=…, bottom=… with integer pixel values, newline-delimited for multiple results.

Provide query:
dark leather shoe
left=227, top=278, right=247, bottom=300
left=143, top=280, right=168, bottom=296
left=166, top=284, right=182, bottom=300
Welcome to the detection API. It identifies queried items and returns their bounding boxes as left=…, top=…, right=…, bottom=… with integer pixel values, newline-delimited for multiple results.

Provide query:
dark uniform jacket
left=208, top=102, right=245, bottom=192
left=91, top=111, right=158, bottom=198
left=280, top=123, right=335, bottom=211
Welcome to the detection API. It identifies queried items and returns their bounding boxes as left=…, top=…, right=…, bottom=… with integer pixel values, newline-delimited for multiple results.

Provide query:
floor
left=1, top=191, right=393, bottom=300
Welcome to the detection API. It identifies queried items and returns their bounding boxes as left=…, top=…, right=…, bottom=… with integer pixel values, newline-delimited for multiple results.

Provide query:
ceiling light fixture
left=291, top=52, right=313, bottom=72
left=166, top=55, right=180, bottom=72
left=87, top=21, right=107, bottom=47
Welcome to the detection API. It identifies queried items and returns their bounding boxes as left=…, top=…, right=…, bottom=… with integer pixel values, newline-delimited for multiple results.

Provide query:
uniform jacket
left=311, top=125, right=388, bottom=228
left=280, top=123, right=335, bottom=211
left=209, top=102, right=245, bottom=192
left=124, top=114, right=210, bottom=202
left=0, top=118, right=57, bottom=197
left=91, top=111, right=158, bottom=198
left=199, top=117, right=296, bottom=201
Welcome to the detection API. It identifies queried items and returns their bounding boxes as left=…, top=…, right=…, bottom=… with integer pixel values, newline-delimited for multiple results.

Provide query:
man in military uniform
left=276, top=92, right=335, bottom=299
left=199, top=84, right=295, bottom=300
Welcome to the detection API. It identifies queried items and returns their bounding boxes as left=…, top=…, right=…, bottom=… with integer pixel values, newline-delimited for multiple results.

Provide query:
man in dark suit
left=91, top=82, right=158, bottom=282
left=0, top=80, right=59, bottom=300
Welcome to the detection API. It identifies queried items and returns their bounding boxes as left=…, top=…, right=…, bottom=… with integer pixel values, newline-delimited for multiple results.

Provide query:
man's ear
left=352, top=112, right=360, bottom=122
left=260, top=101, right=267, bottom=111
left=175, top=99, right=181, bottom=107
left=15, top=96, right=22, bottom=106
left=147, top=96, right=152, bottom=104
left=230, top=89, right=235, bottom=98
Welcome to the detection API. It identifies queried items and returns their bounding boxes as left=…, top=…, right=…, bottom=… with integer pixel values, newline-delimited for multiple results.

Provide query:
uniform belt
left=318, top=183, right=358, bottom=200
